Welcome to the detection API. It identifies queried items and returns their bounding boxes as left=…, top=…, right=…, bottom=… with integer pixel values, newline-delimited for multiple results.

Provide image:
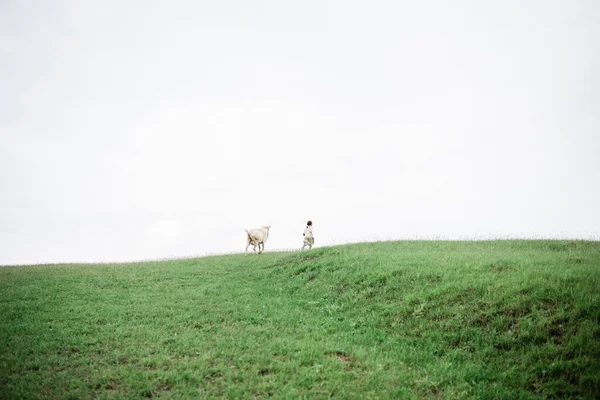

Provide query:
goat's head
left=262, top=225, right=271, bottom=237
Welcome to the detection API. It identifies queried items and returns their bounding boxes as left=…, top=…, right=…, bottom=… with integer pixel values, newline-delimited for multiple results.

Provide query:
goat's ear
left=268, top=225, right=272, bottom=228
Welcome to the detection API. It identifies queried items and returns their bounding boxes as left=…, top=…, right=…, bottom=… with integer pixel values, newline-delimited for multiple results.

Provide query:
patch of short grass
left=1, top=240, right=599, bottom=398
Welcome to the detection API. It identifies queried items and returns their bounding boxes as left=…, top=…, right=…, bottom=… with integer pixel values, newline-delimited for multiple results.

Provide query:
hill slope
left=1, top=241, right=599, bottom=398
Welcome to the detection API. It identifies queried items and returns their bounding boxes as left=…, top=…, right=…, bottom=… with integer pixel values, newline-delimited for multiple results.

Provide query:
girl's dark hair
left=307, top=220, right=312, bottom=226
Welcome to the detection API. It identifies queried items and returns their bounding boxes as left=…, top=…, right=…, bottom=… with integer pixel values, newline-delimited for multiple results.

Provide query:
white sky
left=1, top=0, right=599, bottom=265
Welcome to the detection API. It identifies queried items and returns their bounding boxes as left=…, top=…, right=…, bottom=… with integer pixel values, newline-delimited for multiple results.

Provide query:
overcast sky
left=1, top=0, right=599, bottom=265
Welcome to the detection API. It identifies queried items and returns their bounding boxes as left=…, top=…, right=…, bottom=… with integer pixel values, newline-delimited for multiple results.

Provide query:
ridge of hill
left=1, top=240, right=599, bottom=398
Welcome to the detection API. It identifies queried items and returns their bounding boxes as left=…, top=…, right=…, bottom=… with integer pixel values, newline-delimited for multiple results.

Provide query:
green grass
left=1, top=240, right=599, bottom=399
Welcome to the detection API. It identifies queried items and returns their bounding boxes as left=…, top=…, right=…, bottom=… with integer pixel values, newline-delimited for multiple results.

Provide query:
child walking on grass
left=302, top=220, right=314, bottom=251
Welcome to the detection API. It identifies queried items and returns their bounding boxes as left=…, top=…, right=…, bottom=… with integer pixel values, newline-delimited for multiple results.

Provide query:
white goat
left=245, top=225, right=271, bottom=256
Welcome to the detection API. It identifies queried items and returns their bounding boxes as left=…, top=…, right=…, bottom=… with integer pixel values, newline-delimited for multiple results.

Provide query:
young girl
left=302, top=220, right=314, bottom=251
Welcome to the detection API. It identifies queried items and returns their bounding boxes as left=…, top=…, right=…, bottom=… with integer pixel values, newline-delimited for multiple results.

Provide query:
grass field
left=1, top=240, right=599, bottom=399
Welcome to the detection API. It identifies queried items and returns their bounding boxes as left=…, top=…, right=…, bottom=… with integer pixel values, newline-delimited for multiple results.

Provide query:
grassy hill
left=1, top=240, right=599, bottom=399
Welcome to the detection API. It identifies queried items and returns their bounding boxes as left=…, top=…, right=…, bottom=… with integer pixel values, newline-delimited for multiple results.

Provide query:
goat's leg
left=245, top=238, right=251, bottom=256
